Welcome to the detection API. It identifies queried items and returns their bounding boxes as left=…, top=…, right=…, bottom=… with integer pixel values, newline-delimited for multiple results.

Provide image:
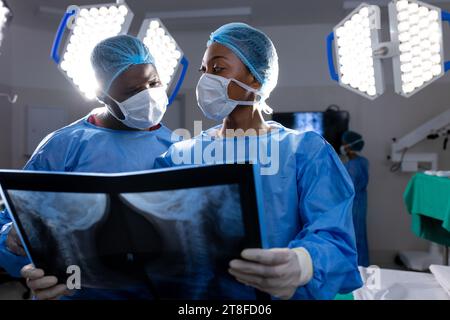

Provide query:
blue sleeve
left=289, top=134, right=363, bottom=300
left=154, top=151, right=174, bottom=169
left=0, top=210, right=30, bottom=278
left=344, top=158, right=369, bottom=192
left=23, top=130, right=72, bottom=172
left=154, top=137, right=199, bottom=170
left=0, top=133, right=62, bottom=277
left=0, top=208, right=12, bottom=226
left=344, top=161, right=358, bottom=184
left=24, top=147, right=61, bottom=172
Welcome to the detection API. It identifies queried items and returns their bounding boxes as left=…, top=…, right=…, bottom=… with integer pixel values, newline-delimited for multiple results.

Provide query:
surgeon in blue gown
left=341, top=131, right=370, bottom=267
left=0, top=35, right=174, bottom=300
left=156, top=23, right=363, bottom=300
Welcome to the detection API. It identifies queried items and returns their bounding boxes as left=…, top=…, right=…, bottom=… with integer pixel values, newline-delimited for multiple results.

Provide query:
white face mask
left=105, top=87, right=168, bottom=130
left=196, top=73, right=261, bottom=122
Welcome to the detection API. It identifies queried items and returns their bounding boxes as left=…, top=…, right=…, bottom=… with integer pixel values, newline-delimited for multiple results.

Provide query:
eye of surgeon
left=0, top=35, right=173, bottom=300
left=157, top=23, right=363, bottom=300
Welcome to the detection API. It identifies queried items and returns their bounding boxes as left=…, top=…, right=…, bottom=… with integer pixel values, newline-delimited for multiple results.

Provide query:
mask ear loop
left=228, top=78, right=266, bottom=107
left=229, top=78, right=274, bottom=115
left=346, top=139, right=364, bottom=152
left=100, top=91, right=127, bottom=121
left=259, top=100, right=274, bottom=115
left=348, top=139, right=364, bottom=147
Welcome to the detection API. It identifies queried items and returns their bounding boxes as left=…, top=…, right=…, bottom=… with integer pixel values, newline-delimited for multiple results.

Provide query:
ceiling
left=6, top=0, right=450, bottom=32
left=6, top=0, right=352, bottom=32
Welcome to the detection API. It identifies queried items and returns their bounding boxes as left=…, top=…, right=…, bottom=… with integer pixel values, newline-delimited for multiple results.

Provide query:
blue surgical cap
left=207, top=23, right=279, bottom=114
left=342, top=131, right=365, bottom=152
left=91, top=35, right=155, bottom=93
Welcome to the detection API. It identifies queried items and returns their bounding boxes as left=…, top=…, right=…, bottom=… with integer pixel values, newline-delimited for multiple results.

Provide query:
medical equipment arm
left=390, top=109, right=450, bottom=172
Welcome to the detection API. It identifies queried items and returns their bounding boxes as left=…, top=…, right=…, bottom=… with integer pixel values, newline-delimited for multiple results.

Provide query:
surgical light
left=0, top=0, right=12, bottom=51
left=328, top=0, right=450, bottom=99
left=328, top=4, right=384, bottom=100
left=138, top=18, right=189, bottom=105
left=389, top=0, right=445, bottom=97
left=51, top=1, right=134, bottom=100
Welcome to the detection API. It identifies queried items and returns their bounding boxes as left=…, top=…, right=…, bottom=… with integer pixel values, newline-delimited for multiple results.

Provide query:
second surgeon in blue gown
left=341, top=131, right=370, bottom=267
left=156, top=23, right=363, bottom=300
left=0, top=35, right=174, bottom=300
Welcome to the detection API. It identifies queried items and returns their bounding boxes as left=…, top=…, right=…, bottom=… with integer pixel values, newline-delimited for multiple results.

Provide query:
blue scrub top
left=156, top=122, right=363, bottom=300
left=25, top=110, right=174, bottom=173
left=0, top=108, right=174, bottom=299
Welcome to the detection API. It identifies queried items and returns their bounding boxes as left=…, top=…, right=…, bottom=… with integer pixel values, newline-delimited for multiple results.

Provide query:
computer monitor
left=273, top=112, right=324, bottom=136
left=273, top=109, right=350, bottom=153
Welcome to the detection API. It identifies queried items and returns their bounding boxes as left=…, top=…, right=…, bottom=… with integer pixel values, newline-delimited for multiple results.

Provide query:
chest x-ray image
left=0, top=165, right=263, bottom=300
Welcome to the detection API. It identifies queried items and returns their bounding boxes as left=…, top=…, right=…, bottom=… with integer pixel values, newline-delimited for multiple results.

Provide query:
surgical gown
left=344, top=156, right=370, bottom=267
left=155, top=122, right=363, bottom=300
left=0, top=108, right=173, bottom=299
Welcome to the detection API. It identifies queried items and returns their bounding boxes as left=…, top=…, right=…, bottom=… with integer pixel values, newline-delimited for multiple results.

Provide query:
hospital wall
left=0, top=81, right=12, bottom=168
left=0, top=26, right=12, bottom=169
left=1, top=22, right=450, bottom=267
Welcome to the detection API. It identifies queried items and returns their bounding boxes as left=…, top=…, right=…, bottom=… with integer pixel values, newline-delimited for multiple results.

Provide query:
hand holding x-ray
left=21, top=265, right=72, bottom=300
left=228, top=248, right=312, bottom=300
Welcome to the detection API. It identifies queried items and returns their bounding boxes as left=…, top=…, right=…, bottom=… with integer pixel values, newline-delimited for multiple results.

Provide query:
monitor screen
left=273, top=112, right=324, bottom=135
left=0, top=165, right=265, bottom=300
left=273, top=110, right=350, bottom=153
left=293, top=112, right=324, bottom=136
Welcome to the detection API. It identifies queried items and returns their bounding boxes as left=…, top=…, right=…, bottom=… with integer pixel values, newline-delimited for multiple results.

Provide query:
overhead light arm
left=373, top=41, right=400, bottom=58
left=50, top=8, right=78, bottom=65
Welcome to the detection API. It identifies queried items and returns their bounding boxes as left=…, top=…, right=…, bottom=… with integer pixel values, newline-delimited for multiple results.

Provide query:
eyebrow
left=203, top=55, right=229, bottom=65
left=127, top=75, right=159, bottom=89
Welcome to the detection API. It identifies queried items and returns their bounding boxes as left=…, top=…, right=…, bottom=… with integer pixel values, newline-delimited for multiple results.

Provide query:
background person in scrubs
left=1, top=35, right=173, bottom=300
left=341, top=131, right=370, bottom=267
left=157, top=23, right=362, bottom=300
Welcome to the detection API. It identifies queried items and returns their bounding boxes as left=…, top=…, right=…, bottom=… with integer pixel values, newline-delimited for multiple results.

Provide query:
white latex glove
left=21, top=265, right=73, bottom=300
left=229, top=248, right=313, bottom=300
